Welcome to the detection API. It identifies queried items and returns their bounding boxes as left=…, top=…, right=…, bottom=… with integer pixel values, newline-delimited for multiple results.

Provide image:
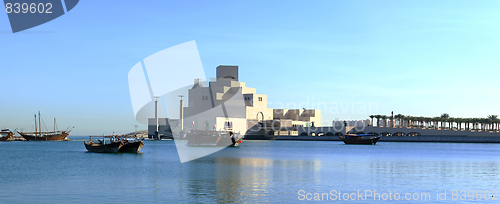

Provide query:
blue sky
left=1, top=0, right=499, bottom=135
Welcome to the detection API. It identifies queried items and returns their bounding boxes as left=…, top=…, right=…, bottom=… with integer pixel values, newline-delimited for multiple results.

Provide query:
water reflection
left=2, top=139, right=499, bottom=203
left=181, top=155, right=322, bottom=202
left=336, top=159, right=500, bottom=192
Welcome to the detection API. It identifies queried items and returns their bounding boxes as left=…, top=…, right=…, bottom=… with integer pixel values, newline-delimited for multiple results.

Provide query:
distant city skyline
left=1, top=0, right=499, bottom=135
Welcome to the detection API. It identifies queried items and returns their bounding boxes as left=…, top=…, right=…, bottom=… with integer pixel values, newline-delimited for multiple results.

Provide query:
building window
left=258, top=97, right=263, bottom=102
left=224, top=121, right=233, bottom=130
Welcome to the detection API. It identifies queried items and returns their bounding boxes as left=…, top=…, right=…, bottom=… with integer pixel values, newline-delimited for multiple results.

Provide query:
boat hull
left=340, top=135, right=380, bottom=145
left=118, top=141, right=144, bottom=153
left=0, top=131, right=14, bottom=141
left=187, top=136, right=241, bottom=147
left=185, top=130, right=242, bottom=147
left=84, top=141, right=123, bottom=153
left=19, top=132, right=68, bottom=141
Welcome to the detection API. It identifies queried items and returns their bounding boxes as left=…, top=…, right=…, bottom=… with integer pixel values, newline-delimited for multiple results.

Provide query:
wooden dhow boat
left=18, top=111, right=72, bottom=141
left=339, top=133, right=380, bottom=145
left=186, top=130, right=243, bottom=147
left=0, top=129, right=14, bottom=141
left=118, top=139, right=144, bottom=153
left=84, top=136, right=123, bottom=153
left=84, top=135, right=144, bottom=153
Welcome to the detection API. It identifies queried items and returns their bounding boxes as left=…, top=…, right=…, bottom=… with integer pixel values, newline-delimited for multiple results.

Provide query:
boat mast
left=38, top=111, right=41, bottom=136
left=54, top=118, right=56, bottom=132
left=34, top=114, right=37, bottom=135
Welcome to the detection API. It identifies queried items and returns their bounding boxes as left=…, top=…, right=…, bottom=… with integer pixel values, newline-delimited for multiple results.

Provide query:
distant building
left=273, top=108, right=321, bottom=127
left=147, top=118, right=179, bottom=139
left=182, top=65, right=321, bottom=134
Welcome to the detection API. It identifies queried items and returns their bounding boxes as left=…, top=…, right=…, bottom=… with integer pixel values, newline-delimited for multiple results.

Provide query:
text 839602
left=5, top=3, right=53, bottom=14
left=451, top=190, right=498, bottom=201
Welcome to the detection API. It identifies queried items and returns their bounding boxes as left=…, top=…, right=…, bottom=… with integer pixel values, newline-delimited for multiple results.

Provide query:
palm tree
left=433, top=117, right=440, bottom=129
left=418, top=117, right=424, bottom=128
left=408, top=116, right=414, bottom=127
left=381, top=115, right=387, bottom=127
left=464, top=118, right=470, bottom=130
left=496, top=118, right=500, bottom=131
left=395, top=114, right=403, bottom=128
left=440, top=113, right=450, bottom=130
left=481, top=118, right=489, bottom=131
left=473, top=118, right=481, bottom=130
left=369, top=115, right=375, bottom=126
left=375, top=115, right=381, bottom=127
left=468, top=118, right=472, bottom=130
left=487, top=115, right=498, bottom=131
left=479, top=118, right=484, bottom=130
left=402, top=115, right=408, bottom=128
left=448, top=117, right=454, bottom=129
left=471, top=118, right=476, bottom=130
left=456, top=118, right=463, bottom=130
left=424, top=117, right=432, bottom=129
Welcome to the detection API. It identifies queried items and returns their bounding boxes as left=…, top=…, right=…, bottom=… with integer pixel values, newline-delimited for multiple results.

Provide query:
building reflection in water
left=181, top=156, right=322, bottom=202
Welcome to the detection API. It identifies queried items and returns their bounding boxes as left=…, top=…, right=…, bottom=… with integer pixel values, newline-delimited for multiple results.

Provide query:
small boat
left=118, top=137, right=144, bottom=153
left=186, top=130, right=243, bottom=147
left=339, top=133, right=380, bottom=145
left=0, top=129, right=14, bottom=141
left=18, top=111, right=72, bottom=141
left=84, top=136, right=123, bottom=153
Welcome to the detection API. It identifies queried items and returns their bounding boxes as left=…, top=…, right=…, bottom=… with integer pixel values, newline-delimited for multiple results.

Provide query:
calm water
left=1, top=137, right=499, bottom=203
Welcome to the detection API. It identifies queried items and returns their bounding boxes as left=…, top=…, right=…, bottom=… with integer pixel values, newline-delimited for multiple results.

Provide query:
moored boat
left=84, top=136, right=123, bottom=153
left=19, top=132, right=69, bottom=141
left=85, top=135, right=145, bottom=153
left=118, top=137, right=144, bottom=153
left=0, top=129, right=14, bottom=141
left=186, top=130, right=243, bottom=147
left=339, top=133, right=380, bottom=145
left=18, top=111, right=72, bottom=141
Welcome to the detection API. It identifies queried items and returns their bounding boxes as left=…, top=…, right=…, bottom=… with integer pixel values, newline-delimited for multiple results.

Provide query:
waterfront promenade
left=246, top=125, right=500, bottom=143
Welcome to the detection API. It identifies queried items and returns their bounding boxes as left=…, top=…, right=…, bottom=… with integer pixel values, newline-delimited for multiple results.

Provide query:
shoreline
left=244, top=135, right=500, bottom=143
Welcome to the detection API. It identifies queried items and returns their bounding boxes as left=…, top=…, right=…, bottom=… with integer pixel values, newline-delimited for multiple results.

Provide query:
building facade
left=181, top=65, right=321, bottom=135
